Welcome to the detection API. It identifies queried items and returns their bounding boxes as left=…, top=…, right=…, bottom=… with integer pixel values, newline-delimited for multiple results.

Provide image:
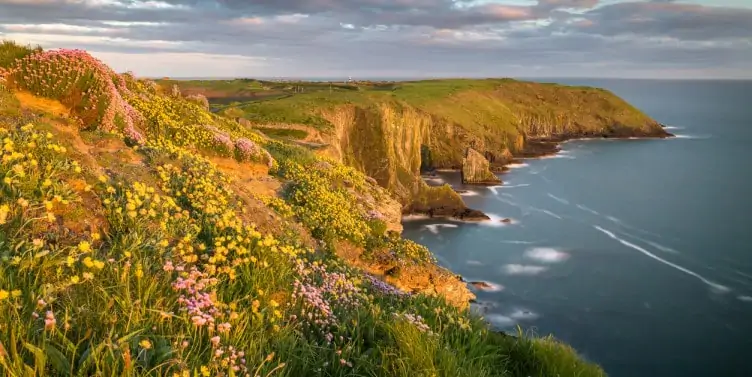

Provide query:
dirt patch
left=209, top=156, right=317, bottom=248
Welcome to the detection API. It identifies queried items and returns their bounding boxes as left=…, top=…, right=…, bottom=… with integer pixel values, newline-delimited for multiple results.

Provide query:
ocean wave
left=594, top=225, right=730, bottom=293
left=485, top=314, right=516, bottom=328
left=466, top=260, right=483, bottom=266
left=458, top=190, right=479, bottom=197
left=738, top=295, right=752, bottom=302
left=423, top=223, right=459, bottom=234
left=672, top=134, right=712, bottom=140
left=663, top=126, right=684, bottom=130
left=506, top=163, right=529, bottom=169
left=576, top=204, right=600, bottom=215
left=501, top=240, right=538, bottom=245
left=508, top=308, right=540, bottom=321
left=524, top=247, right=570, bottom=263
left=547, top=193, right=570, bottom=205
left=502, top=264, right=548, bottom=275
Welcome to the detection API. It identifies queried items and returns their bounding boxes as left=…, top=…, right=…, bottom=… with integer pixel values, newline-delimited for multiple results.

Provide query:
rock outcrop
left=461, top=148, right=501, bottom=185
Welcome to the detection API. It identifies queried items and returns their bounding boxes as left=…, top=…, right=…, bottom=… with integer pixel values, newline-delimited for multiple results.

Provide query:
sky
left=0, top=0, right=750, bottom=79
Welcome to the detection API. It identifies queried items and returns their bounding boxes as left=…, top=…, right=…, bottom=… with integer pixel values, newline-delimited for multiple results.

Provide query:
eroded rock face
left=461, top=148, right=501, bottom=185
left=335, top=241, right=476, bottom=309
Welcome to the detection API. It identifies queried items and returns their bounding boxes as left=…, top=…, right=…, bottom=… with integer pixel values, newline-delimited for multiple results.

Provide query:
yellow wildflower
left=82, top=257, right=94, bottom=268
left=70, top=275, right=80, bottom=284
left=139, top=339, right=152, bottom=349
left=77, top=241, right=91, bottom=253
left=0, top=204, right=9, bottom=225
left=0, top=290, right=9, bottom=300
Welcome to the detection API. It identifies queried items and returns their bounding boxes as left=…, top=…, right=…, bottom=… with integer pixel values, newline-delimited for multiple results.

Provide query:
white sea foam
left=663, top=126, right=683, bottom=130
left=737, top=295, right=752, bottom=302
left=508, top=308, right=539, bottom=321
left=458, top=190, right=479, bottom=197
left=501, top=240, right=538, bottom=245
left=547, top=193, right=570, bottom=205
left=423, top=176, right=445, bottom=184
left=485, top=314, right=516, bottom=328
left=576, top=204, right=600, bottom=215
left=506, top=163, right=529, bottom=169
left=423, top=223, right=459, bottom=234
left=502, top=264, right=548, bottom=275
left=503, top=184, right=532, bottom=189
left=524, top=247, right=570, bottom=263
left=606, top=216, right=621, bottom=223
left=488, top=186, right=501, bottom=195
left=594, top=226, right=731, bottom=293
left=673, top=134, right=712, bottom=140
left=466, top=260, right=483, bottom=266
left=539, top=209, right=563, bottom=219
left=500, top=192, right=515, bottom=198
left=645, top=240, right=679, bottom=254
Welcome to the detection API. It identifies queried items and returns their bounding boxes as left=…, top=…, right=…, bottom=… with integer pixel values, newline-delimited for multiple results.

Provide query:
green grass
left=256, top=127, right=308, bottom=140
left=0, top=40, right=42, bottom=69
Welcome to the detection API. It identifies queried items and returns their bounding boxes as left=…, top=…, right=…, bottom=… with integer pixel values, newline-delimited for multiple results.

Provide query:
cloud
left=0, top=0, right=750, bottom=78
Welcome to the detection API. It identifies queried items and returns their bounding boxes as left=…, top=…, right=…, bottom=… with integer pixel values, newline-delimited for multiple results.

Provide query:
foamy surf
left=502, top=264, right=548, bottom=275
left=594, top=225, right=731, bottom=293
left=508, top=308, right=540, bottom=321
left=663, top=126, right=684, bottom=130
left=547, top=193, right=570, bottom=205
left=576, top=204, right=600, bottom=215
left=737, top=295, right=752, bottom=302
left=423, top=223, right=459, bottom=234
left=506, top=163, right=529, bottom=169
left=524, top=247, right=570, bottom=263
left=422, top=176, right=445, bottom=184
left=458, top=190, right=479, bottom=197
left=501, top=240, right=538, bottom=245
left=485, top=314, right=516, bottom=328
left=673, top=134, right=712, bottom=140
left=466, top=260, right=483, bottom=266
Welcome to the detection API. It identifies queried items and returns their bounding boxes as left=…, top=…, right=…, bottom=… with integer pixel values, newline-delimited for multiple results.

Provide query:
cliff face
left=305, top=81, right=668, bottom=217
left=461, top=148, right=501, bottom=185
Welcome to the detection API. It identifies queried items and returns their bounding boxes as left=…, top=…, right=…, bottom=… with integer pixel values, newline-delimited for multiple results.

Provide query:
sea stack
left=461, top=148, right=502, bottom=185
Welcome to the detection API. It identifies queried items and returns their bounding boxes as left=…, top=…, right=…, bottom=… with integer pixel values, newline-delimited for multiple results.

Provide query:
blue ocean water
left=403, top=79, right=752, bottom=377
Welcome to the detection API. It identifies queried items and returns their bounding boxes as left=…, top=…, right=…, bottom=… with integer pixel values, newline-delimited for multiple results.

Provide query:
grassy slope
left=0, top=41, right=605, bottom=377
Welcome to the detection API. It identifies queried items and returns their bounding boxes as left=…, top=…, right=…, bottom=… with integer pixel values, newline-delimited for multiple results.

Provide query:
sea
left=402, top=79, right=752, bottom=377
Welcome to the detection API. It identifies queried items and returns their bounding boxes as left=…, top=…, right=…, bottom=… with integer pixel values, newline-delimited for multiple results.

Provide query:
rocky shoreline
left=402, top=128, right=675, bottom=228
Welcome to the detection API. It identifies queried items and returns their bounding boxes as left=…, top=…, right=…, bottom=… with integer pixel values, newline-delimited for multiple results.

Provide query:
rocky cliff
left=461, top=148, right=502, bottom=185
left=212, top=79, right=672, bottom=219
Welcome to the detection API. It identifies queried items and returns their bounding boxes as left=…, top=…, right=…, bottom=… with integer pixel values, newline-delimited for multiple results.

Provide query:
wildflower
left=82, top=272, right=94, bottom=280
left=44, top=311, right=56, bottom=331
left=139, top=339, right=152, bottom=350
left=32, top=238, right=44, bottom=248
left=210, top=336, right=221, bottom=347
left=0, top=204, right=9, bottom=225
left=70, top=275, right=80, bottom=284
left=0, top=290, right=8, bottom=300
left=78, top=241, right=92, bottom=253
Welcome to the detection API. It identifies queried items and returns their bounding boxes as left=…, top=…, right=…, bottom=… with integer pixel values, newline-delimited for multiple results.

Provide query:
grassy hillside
left=0, top=41, right=605, bottom=376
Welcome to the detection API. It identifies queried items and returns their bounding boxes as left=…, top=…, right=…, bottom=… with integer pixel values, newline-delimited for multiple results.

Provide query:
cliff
left=202, top=79, right=670, bottom=218
left=0, top=41, right=605, bottom=377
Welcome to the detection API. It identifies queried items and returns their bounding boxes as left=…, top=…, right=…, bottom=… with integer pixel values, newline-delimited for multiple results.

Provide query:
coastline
left=402, top=129, right=677, bottom=305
